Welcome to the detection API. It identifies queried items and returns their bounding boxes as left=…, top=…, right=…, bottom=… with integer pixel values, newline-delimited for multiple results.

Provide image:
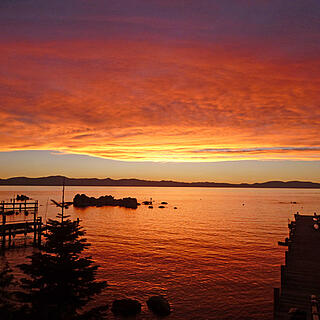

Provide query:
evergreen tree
left=18, top=215, right=107, bottom=320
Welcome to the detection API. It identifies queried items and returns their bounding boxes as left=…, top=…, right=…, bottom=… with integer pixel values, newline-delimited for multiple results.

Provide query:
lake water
left=1, top=186, right=320, bottom=319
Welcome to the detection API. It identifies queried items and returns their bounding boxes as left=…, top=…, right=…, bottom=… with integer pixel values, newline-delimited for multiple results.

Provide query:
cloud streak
left=0, top=1, right=320, bottom=162
left=0, top=39, right=320, bottom=161
left=196, top=147, right=320, bottom=153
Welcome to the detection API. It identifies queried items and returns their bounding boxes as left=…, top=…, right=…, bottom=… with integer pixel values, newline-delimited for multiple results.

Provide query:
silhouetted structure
left=18, top=183, right=107, bottom=320
left=73, top=194, right=138, bottom=209
left=1, top=176, right=320, bottom=188
left=274, top=214, right=320, bottom=319
left=0, top=199, right=42, bottom=250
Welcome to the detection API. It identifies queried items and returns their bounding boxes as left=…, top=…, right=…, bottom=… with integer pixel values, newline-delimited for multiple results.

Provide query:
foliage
left=18, top=216, right=107, bottom=320
left=0, top=262, right=21, bottom=320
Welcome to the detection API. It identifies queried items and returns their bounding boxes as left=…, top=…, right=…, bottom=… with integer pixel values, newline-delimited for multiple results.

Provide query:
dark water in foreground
left=1, top=186, right=320, bottom=319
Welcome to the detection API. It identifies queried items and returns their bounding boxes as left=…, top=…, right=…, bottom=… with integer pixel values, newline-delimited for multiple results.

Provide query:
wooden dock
left=1, top=198, right=39, bottom=215
left=0, top=199, right=43, bottom=251
left=274, top=214, right=320, bottom=320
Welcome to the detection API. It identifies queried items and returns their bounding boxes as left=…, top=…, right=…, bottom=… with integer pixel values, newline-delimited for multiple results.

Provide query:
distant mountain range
left=0, top=176, right=320, bottom=188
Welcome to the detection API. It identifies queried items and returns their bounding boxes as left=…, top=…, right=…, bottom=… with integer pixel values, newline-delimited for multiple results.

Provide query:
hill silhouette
left=0, top=176, right=319, bottom=188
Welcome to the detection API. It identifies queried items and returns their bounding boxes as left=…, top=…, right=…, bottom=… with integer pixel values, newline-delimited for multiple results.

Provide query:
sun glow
left=1, top=40, right=319, bottom=162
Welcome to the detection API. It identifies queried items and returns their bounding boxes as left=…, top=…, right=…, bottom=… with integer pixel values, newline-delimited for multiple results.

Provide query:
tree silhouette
left=0, top=263, right=17, bottom=319
left=18, top=215, right=107, bottom=320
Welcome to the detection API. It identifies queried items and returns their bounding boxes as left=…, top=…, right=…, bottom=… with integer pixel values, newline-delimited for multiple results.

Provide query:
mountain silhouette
left=0, top=176, right=319, bottom=188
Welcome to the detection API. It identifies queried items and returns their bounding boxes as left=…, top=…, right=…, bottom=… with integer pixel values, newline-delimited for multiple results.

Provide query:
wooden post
left=8, top=228, right=11, bottom=248
left=24, top=222, right=28, bottom=247
left=1, top=213, right=6, bottom=250
left=1, top=232, right=5, bottom=250
left=37, top=217, right=42, bottom=247
left=285, top=251, right=288, bottom=266
left=33, top=220, right=37, bottom=246
left=2, top=231, right=5, bottom=251
left=36, top=201, right=38, bottom=219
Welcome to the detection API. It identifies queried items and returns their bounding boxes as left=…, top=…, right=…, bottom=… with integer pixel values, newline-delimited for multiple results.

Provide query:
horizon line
left=1, top=175, right=320, bottom=188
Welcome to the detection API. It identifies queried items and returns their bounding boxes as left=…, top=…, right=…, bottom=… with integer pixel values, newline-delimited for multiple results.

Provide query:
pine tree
left=18, top=215, right=108, bottom=320
left=0, top=262, right=24, bottom=320
left=0, top=263, right=14, bottom=318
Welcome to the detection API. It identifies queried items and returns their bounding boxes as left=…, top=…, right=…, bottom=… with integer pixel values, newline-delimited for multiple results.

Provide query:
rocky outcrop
left=147, top=295, right=171, bottom=316
left=288, top=308, right=306, bottom=320
left=111, top=299, right=141, bottom=316
left=73, top=194, right=138, bottom=209
left=16, top=194, right=30, bottom=201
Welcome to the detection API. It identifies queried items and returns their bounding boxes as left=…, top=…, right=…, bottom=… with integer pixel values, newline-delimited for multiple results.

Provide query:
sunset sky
left=1, top=0, right=320, bottom=182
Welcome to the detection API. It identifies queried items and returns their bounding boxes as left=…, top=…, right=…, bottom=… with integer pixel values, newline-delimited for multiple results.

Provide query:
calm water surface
left=1, top=186, right=320, bottom=320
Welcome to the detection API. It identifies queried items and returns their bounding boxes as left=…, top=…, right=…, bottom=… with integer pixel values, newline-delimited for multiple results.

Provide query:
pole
left=8, top=228, right=11, bottom=248
left=37, top=217, right=42, bottom=247
left=33, top=220, right=37, bottom=246
left=2, top=214, right=6, bottom=250
left=61, top=179, right=65, bottom=222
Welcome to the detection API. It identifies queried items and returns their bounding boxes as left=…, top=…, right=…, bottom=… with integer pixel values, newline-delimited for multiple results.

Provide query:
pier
left=274, top=214, right=320, bottom=320
left=0, top=199, right=43, bottom=251
left=1, top=198, right=38, bottom=216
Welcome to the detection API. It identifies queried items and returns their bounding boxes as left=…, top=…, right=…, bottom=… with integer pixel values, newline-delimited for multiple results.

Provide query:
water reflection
left=1, top=186, right=320, bottom=319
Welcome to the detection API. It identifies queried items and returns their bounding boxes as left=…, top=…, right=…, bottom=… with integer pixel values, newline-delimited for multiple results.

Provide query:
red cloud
left=0, top=40, right=319, bottom=161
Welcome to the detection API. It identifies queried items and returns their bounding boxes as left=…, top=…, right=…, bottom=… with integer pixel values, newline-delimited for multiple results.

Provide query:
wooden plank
left=274, top=214, right=320, bottom=319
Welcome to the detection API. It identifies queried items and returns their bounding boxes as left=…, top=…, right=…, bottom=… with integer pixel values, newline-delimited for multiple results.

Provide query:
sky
left=0, top=0, right=320, bottom=182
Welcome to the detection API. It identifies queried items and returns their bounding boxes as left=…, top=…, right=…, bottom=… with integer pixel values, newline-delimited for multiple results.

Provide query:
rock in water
left=147, top=295, right=171, bottom=316
left=73, top=194, right=138, bottom=209
left=288, top=308, right=307, bottom=320
left=111, top=299, right=141, bottom=317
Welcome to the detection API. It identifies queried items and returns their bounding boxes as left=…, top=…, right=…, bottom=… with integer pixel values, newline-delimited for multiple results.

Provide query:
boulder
left=16, top=194, right=30, bottom=201
left=288, top=308, right=307, bottom=320
left=147, top=295, right=171, bottom=316
left=111, top=299, right=141, bottom=317
left=73, top=194, right=138, bottom=209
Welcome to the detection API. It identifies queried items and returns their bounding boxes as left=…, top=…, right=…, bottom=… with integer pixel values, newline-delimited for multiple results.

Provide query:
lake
left=1, top=186, right=320, bottom=319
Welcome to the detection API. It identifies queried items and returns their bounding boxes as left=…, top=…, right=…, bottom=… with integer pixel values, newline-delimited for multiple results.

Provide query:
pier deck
left=274, top=214, right=320, bottom=320
left=0, top=199, right=43, bottom=251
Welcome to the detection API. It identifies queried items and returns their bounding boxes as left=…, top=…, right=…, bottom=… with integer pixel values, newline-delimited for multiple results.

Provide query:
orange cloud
left=0, top=40, right=319, bottom=161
